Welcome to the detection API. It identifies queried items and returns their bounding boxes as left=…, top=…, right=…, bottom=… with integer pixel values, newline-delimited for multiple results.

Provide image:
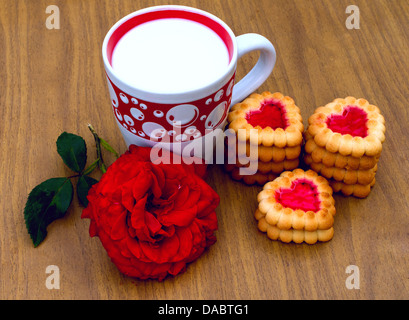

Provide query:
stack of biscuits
left=304, top=97, right=386, bottom=198
left=224, top=92, right=304, bottom=185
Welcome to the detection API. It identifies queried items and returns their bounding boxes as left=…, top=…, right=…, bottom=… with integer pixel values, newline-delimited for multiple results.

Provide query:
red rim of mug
left=106, top=8, right=235, bottom=67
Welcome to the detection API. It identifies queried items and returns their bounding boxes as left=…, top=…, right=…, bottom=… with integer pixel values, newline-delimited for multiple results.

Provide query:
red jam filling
left=275, top=179, right=321, bottom=213
left=326, top=106, right=368, bottom=138
left=245, top=99, right=289, bottom=129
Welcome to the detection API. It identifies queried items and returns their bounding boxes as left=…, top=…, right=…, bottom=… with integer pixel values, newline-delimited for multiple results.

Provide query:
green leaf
left=82, top=158, right=99, bottom=176
left=100, top=138, right=119, bottom=158
left=77, top=175, right=98, bottom=207
left=56, top=132, right=87, bottom=173
left=24, top=178, right=74, bottom=247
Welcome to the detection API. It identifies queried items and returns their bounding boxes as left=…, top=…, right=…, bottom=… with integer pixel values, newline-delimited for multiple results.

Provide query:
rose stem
left=87, top=124, right=107, bottom=174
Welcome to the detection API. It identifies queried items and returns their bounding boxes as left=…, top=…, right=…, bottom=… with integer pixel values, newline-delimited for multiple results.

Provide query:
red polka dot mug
left=102, top=5, right=276, bottom=155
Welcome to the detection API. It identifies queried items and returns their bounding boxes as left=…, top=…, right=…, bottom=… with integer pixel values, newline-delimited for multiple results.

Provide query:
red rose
left=81, top=145, right=219, bottom=281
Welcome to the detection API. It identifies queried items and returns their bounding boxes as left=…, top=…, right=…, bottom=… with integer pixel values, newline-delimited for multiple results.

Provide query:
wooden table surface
left=1, top=0, right=408, bottom=300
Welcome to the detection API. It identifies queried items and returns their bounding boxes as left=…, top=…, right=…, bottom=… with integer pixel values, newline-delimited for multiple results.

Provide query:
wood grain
left=1, top=0, right=408, bottom=300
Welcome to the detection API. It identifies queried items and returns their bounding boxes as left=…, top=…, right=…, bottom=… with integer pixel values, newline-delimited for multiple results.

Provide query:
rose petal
left=158, top=206, right=197, bottom=227
left=173, top=227, right=193, bottom=261
left=129, top=196, right=152, bottom=241
left=139, top=234, right=180, bottom=264
left=176, top=186, right=201, bottom=210
left=168, top=261, right=187, bottom=277
left=172, top=185, right=190, bottom=208
left=150, top=165, right=166, bottom=197
left=129, top=171, right=153, bottom=208
left=156, top=225, right=175, bottom=239
left=126, top=236, right=146, bottom=261
left=161, top=177, right=181, bottom=199
left=110, top=209, right=129, bottom=241
left=119, top=238, right=134, bottom=258
left=128, top=145, right=152, bottom=162
left=144, top=211, right=163, bottom=238
left=88, top=220, right=98, bottom=238
left=160, top=164, right=186, bottom=181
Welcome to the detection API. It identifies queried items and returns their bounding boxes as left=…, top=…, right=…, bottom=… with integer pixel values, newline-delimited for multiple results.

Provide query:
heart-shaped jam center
left=245, top=99, right=289, bottom=129
left=275, top=178, right=321, bottom=212
left=326, top=106, right=368, bottom=138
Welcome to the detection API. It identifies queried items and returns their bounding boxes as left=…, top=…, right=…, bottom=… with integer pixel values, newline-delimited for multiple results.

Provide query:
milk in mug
left=111, top=18, right=230, bottom=93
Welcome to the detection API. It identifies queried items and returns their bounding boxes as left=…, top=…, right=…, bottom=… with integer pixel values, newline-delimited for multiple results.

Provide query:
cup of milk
left=102, top=5, right=276, bottom=161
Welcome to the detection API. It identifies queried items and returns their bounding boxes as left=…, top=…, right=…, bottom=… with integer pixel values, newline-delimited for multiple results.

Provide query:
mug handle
left=231, top=33, right=277, bottom=106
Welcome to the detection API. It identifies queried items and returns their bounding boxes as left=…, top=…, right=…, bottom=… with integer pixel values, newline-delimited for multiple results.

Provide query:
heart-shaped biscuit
left=330, top=178, right=376, bottom=198
left=307, top=97, right=385, bottom=157
left=227, top=92, right=304, bottom=148
left=255, top=169, right=336, bottom=244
